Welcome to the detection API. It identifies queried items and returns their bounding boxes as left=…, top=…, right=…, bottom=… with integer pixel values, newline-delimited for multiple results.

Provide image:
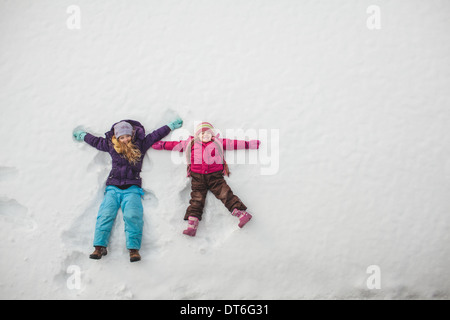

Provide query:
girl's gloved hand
left=168, top=117, right=183, bottom=130
left=73, top=130, right=87, bottom=142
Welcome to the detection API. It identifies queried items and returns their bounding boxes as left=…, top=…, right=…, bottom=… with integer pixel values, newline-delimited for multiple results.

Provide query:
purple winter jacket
left=84, top=120, right=171, bottom=188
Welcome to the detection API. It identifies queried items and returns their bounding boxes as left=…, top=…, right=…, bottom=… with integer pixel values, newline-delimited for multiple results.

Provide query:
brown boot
left=129, top=249, right=141, bottom=262
left=89, top=246, right=107, bottom=260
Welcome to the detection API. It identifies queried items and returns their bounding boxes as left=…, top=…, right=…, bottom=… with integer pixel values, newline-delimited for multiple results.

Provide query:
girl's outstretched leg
left=121, top=187, right=144, bottom=261
left=208, top=172, right=251, bottom=227
left=92, top=187, right=120, bottom=250
left=208, top=172, right=247, bottom=213
left=185, top=172, right=208, bottom=221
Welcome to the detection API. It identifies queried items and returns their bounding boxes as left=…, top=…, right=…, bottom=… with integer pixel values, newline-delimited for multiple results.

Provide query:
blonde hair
left=112, top=135, right=142, bottom=165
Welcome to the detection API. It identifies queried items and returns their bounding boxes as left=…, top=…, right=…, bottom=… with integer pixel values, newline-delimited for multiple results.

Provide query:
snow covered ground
left=1, top=0, right=450, bottom=299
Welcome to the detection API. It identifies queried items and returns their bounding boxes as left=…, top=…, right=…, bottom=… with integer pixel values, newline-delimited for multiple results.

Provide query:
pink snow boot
left=231, top=209, right=253, bottom=228
left=183, top=216, right=199, bottom=237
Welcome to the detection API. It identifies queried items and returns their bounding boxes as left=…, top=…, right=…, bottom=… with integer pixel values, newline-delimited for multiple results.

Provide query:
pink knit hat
left=195, top=122, right=215, bottom=136
left=114, top=121, right=133, bottom=138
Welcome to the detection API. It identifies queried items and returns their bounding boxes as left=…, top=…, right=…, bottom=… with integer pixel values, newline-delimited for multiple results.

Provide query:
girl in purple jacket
left=73, top=118, right=182, bottom=262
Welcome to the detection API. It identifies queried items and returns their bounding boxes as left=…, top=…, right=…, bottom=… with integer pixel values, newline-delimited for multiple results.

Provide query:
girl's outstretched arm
left=84, top=133, right=109, bottom=152
left=152, top=138, right=192, bottom=152
left=222, top=138, right=260, bottom=150
left=142, top=125, right=172, bottom=153
left=143, top=118, right=183, bottom=153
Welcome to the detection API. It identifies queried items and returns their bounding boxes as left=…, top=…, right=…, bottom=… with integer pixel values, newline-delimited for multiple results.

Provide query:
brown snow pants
left=185, top=171, right=247, bottom=221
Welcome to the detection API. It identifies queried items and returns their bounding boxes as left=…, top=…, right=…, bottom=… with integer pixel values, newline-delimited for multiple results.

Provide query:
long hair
left=111, top=135, right=142, bottom=165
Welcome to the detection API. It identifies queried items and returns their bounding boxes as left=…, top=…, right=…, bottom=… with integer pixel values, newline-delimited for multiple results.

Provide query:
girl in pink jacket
left=152, top=122, right=260, bottom=236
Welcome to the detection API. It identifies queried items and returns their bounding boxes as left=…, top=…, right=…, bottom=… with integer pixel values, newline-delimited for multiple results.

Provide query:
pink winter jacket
left=152, top=137, right=260, bottom=175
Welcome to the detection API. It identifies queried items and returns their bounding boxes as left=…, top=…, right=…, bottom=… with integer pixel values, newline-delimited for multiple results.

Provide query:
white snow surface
left=1, top=0, right=450, bottom=299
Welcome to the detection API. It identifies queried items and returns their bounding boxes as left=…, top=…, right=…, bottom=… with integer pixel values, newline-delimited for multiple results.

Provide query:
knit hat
left=114, top=121, right=133, bottom=138
left=195, top=122, right=215, bottom=136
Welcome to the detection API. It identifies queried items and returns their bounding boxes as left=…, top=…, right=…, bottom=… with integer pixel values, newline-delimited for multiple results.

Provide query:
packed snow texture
left=1, top=0, right=450, bottom=299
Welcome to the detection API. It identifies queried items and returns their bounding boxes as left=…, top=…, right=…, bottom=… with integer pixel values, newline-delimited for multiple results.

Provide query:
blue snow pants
left=93, top=185, right=145, bottom=250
